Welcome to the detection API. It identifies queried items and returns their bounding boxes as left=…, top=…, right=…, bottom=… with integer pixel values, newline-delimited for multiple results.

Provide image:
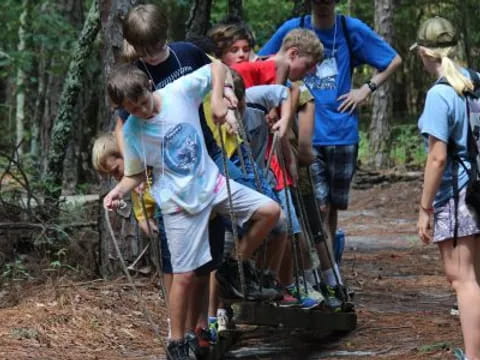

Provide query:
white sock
left=167, top=318, right=171, bottom=340
left=322, top=264, right=343, bottom=286
left=216, top=308, right=227, bottom=318
left=304, top=269, right=315, bottom=284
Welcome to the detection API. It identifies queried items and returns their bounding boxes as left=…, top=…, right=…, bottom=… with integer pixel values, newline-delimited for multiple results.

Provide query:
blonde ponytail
left=423, top=46, right=473, bottom=95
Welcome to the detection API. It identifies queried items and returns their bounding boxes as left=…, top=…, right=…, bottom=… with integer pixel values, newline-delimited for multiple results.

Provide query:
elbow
left=392, top=54, right=402, bottom=69
left=430, top=154, right=447, bottom=169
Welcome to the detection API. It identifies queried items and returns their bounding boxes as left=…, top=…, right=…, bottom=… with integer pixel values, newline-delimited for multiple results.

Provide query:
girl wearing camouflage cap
left=414, top=16, right=480, bottom=360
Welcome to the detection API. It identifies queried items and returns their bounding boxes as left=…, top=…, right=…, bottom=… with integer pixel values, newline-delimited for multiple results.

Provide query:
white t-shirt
left=123, top=64, right=220, bottom=214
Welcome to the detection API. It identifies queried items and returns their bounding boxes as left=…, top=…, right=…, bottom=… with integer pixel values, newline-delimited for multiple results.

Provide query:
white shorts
left=163, top=176, right=274, bottom=273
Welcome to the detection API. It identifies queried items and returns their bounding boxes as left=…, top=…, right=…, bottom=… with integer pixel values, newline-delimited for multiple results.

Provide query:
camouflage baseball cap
left=409, top=16, right=457, bottom=51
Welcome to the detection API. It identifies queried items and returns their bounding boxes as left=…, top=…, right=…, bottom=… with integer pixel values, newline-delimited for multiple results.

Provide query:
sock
left=304, top=269, right=315, bottom=284
left=167, top=318, right=172, bottom=340
left=217, top=308, right=227, bottom=318
left=322, top=264, right=343, bottom=286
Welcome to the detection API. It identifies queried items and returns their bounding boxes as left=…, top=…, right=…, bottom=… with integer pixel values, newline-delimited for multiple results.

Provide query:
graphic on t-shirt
left=305, top=57, right=338, bottom=91
left=164, top=123, right=201, bottom=175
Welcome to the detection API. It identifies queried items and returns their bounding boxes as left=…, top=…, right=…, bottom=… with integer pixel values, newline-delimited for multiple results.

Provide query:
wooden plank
left=232, top=302, right=357, bottom=332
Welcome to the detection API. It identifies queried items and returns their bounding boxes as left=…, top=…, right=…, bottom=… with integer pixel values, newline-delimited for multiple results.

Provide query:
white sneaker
left=302, top=278, right=325, bottom=304
left=217, top=311, right=229, bottom=332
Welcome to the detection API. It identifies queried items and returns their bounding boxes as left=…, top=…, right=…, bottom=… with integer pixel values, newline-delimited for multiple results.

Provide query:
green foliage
left=358, top=124, right=426, bottom=169
left=1, top=258, right=32, bottom=280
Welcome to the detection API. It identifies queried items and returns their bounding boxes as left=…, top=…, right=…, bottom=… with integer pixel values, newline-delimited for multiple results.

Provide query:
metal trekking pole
left=305, top=167, right=349, bottom=302
left=217, top=123, right=248, bottom=299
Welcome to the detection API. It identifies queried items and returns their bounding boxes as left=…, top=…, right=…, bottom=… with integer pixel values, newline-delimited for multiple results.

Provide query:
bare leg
left=169, top=271, right=196, bottom=340
left=237, top=202, right=280, bottom=260
left=439, top=235, right=480, bottom=360
left=185, top=274, right=209, bottom=331
left=208, top=271, right=221, bottom=317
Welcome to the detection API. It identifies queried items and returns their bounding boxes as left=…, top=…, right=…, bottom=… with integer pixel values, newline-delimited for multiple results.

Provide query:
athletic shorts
left=163, top=176, right=274, bottom=273
left=275, top=188, right=301, bottom=235
left=433, top=187, right=480, bottom=243
left=310, top=145, right=358, bottom=210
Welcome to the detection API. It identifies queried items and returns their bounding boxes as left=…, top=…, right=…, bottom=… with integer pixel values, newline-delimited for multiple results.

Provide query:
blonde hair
left=122, top=4, right=168, bottom=53
left=280, top=29, right=324, bottom=63
left=422, top=46, right=473, bottom=95
left=120, top=39, right=140, bottom=63
left=91, top=133, right=121, bottom=174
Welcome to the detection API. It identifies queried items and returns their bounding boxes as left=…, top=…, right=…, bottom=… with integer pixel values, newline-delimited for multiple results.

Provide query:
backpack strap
left=299, top=14, right=306, bottom=28
left=340, top=15, right=354, bottom=76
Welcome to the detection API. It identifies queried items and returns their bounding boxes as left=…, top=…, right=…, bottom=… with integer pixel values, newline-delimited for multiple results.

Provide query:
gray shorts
left=163, top=176, right=274, bottom=272
left=433, top=187, right=480, bottom=243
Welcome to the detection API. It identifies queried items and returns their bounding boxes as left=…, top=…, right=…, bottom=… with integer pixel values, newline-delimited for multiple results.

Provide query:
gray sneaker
left=166, top=339, right=191, bottom=360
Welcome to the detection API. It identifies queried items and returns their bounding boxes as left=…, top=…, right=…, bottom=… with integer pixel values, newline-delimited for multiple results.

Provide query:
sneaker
left=317, top=283, right=343, bottom=312
left=217, top=311, right=235, bottom=332
left=216, top=259, right=279, bottom=301
left=287, top=284, right=319, bottom=310
left=277, top=291, right=300, bottom=308
left=298, top=277, right=325, bottom=305
left=194, top=327, right=211, bottom=355
left=207, top=317, right=218, bottom=343
left=453, top=348, right=468, bottom=360
left=184, top=330, right=202, bottom=360
left=166, top=339, right=190, bottom=360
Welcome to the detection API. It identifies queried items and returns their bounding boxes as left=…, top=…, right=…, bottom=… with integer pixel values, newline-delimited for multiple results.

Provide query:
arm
left=114, top=116, right=126, bottom=156
left=271, top=88, right=292, bottom=138
left=104, top=173, right=145, bottom=210
left=297, top=101, right=315, bottom=166
left=417, top=136, right=447, bottom=244
left=338, top=54, right=402, bottom=113
left=211, top=61, right=235, bottom=124
left=338, top=55, right=402, bottom=113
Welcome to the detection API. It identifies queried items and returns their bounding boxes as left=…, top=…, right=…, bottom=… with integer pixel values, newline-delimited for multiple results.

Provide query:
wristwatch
left=365, top=80, right=378, bottom=92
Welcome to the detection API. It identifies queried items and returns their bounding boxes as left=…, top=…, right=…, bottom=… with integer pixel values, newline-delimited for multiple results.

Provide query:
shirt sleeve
left=132, top=190, right=156, bottom=222
left=258, top=18, right=299, bottom=56
left=245, top=85, right=289, bottom=110
left=176, top=64, right=212, bottom=105
left=418, top=85, right=452, bottom=143
left=348, top=17, right=397, bottom=71
left=123, top=121, right=147, bottom=177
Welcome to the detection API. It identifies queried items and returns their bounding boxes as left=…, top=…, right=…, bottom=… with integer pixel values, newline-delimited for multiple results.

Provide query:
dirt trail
left=0, top=180, right=464, bottom=359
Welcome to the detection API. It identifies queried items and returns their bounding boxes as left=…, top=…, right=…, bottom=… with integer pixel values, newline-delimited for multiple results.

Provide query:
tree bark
left=98, top=0, right=142, bottom=277
left=369, top=0, right=394, bottom=169
left=185, top=0, right=212, bottom=38
left=15, top=0, right=31, bottom=157
left=228, top=0, right=243, bottom=19
left=44, top=0, right=100, bottom=203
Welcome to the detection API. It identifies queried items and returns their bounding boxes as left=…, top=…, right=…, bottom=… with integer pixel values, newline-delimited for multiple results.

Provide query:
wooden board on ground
left=232, top=302, right=357, bottom=332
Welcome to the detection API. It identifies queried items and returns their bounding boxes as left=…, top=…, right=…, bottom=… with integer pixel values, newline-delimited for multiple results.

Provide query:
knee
left=174, top=271, right=196, bottom=287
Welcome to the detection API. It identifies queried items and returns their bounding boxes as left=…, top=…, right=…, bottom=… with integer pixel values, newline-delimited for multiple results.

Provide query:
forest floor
left=0, top=177, right=464, bottom=359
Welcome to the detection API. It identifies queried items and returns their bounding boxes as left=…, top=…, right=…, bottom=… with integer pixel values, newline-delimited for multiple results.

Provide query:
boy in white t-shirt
left=104, top=61, right=280, bottom=359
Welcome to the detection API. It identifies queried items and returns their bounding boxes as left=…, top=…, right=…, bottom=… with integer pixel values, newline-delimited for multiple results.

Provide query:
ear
left=288, top=47, right=299, bottom=60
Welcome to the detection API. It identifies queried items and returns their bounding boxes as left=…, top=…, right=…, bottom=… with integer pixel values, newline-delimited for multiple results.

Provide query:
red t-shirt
left=231, top=60, right=277, bottom=88
left=232, top=59, right=293, bottom=190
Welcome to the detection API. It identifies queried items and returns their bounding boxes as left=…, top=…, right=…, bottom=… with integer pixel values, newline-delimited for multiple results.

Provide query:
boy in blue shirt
left=259, top=0, right=402, bottom=300
left=104, top=62, right=280, bottom=360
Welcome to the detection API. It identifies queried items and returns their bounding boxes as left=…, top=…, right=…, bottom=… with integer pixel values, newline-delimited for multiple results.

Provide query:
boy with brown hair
left=104, top=62, right=281, bottom=360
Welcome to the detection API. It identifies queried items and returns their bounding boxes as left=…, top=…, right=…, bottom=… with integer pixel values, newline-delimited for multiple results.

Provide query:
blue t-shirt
left=259, top=15, right=397, bottom=146
left=418, top=71, right=477, bottom=206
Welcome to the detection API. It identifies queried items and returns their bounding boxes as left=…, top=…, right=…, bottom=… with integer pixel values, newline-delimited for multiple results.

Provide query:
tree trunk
left=185, top=0, right=212, bottom=38
left=228, top=0, right=243, bottom=19
left=15, top=0, right=30, bottom=157
left=368, top=0, right=394, bottom=169
left=98, top=0, right=143, bottom=277
left=43, top=0, right=100, bottom=203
